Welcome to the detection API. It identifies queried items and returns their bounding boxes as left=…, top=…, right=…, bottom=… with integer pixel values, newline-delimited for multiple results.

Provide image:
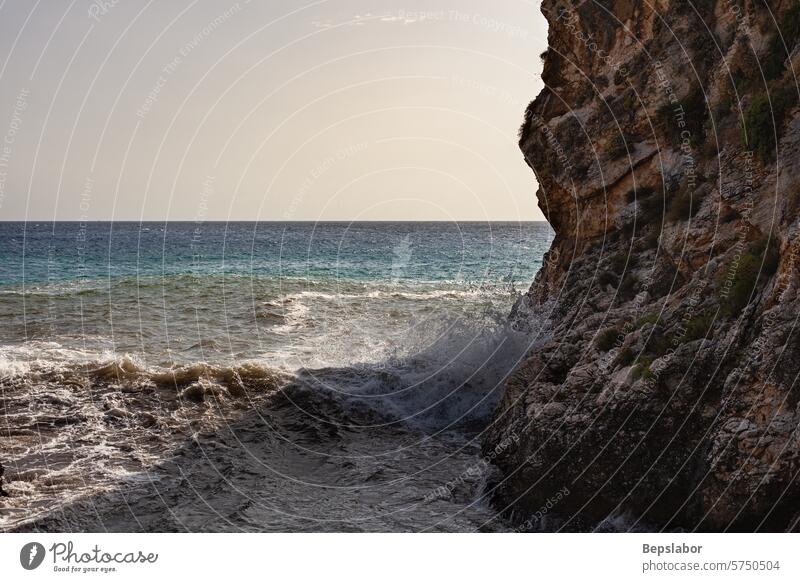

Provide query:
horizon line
left=0, top=219, right=551, bottom=224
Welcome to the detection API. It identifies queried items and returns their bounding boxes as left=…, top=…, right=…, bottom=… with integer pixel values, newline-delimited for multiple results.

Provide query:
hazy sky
left=0, top=0, right=547, bottom=221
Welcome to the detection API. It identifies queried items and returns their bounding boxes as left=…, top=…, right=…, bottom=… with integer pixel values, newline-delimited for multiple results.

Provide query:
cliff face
left=486, top=0, right=800, bottom=531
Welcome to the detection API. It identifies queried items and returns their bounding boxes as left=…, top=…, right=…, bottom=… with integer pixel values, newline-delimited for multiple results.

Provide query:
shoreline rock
left=486, top=0, right=800, bottom=531
left=0, top=464, right=9, bottom=497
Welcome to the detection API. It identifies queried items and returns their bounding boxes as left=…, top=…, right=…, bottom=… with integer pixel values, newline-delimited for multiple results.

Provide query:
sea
left=0, top=221, right=553, bottom=532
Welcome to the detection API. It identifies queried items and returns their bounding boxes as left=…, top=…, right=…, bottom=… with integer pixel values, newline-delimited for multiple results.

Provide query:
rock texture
left=0, top=464, right=8, bottom=497
left=486, top=0, right=800, bottom=531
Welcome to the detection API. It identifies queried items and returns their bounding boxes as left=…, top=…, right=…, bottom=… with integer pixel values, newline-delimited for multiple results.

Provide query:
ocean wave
left=276, top=311, right=536, bottom=432
left=276, top=286, right=517, bottom=303
left=0, top=344, right=291, bottom=392
left=0, top=309, right=535, bottom=532
left=0, top=273, right=524, bottom=298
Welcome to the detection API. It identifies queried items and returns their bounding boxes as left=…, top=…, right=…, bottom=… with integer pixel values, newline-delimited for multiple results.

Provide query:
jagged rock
left=486, top=0, right=800, bottom=532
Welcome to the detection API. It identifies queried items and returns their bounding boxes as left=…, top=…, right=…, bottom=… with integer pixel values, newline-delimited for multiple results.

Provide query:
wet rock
left=179, top=380, right=231, bottom=404
left=104, top=407, right=131, bottom=420
left=137, top=412, right=158, bottom=427
left=0, top=464, right=8, bottom=497
left=180, top=382, right=207, bottom=403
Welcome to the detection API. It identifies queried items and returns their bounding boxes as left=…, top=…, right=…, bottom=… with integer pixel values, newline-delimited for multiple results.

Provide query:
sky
left=0, top=0, right=547, bottom=221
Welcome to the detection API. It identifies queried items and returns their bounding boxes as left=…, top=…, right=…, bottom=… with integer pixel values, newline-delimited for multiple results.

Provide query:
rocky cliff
left=485, top=0, right=800, bottom=531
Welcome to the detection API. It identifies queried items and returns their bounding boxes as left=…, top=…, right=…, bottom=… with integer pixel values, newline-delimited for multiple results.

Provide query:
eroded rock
left=486, top=0, right=800, bottom=532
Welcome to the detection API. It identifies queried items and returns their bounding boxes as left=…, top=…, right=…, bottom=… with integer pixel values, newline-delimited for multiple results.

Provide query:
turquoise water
left=0, top=221, right=550, bottom=284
